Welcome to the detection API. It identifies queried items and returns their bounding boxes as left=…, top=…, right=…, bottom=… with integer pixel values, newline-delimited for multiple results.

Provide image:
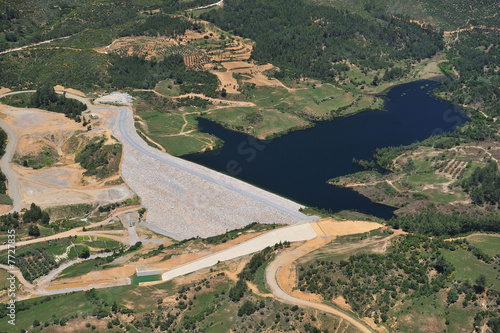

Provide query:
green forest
left=298, top=233, right=500, bottom=331
left=29, top=85, right=87, bottom=120
left=202, top=0, right=443, bottom=80
left=435, top=30, right=500, bottom=117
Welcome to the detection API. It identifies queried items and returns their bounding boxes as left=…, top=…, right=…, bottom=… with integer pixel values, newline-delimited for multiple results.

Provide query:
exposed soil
left=0, top=103, right=134, bottom=208
left=278, top=219, right=384, bottom=304
left=53, top=85, right=86, bottom=98
left=211, top=61, right=288, bottom=94
left=0, top=88, right=11, bottom=95
left=45, top=228, right=271, bottom=291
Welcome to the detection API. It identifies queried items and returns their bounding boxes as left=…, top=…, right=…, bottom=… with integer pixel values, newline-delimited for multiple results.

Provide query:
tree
left=228, top=278, right=247, bottom=302
left=79, top=247, right=90, bottom=259
left=41, top=212, right=50, bottom=226
left=447, top=289, right=459, bottom=304
left=475, top=274, right=486, bottom=294
left=5, top=33, right=18, bottom=42
left=24, top=203, right=43, bottom=223
left=237, top=300, right=256, bottom=316
left=28, top=225, right=40, bottom=237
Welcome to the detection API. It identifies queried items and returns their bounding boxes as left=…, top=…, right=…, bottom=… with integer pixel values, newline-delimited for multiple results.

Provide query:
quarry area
left=0, top=100, right=134, bottom=210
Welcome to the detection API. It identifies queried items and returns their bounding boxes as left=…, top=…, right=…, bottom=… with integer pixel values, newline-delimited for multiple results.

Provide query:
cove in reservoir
left=183, top=80, right=469, bottom=220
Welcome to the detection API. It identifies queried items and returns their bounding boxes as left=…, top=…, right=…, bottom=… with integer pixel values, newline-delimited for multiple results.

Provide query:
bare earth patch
left=0, top=104, right=134, bottom=208
left=54, top=85, right=86, bottom=98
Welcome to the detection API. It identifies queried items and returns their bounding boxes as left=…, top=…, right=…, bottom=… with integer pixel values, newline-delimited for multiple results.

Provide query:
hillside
left=0, top=1, right=499, bottom=332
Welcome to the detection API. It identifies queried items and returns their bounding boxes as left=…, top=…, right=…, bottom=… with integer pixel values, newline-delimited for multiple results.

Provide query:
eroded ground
left=0, top=102, right=134, bottom=208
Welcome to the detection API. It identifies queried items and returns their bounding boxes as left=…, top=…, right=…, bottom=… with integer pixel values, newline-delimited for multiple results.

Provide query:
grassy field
left=155, top=79, right=181, bottom=97
left=76, top=235, right=123, bottom=250
left=0, top=268, right=11, bottom=291
left=252, top=255, right=274, bottom=294
left=442, top=248, right=500, bottom=290
left=203, top=106, right=311, bottom=139
left=390, top=293, right=478, bottom=333
left=202, top=83, right=383, bottom=140
left=466, top=234, right=500, bottom=257
left=151, top=133, right=221, bottom=156
left=134, top=96, right=222, bottom=156
left=57, top=257, right=118, bottom=279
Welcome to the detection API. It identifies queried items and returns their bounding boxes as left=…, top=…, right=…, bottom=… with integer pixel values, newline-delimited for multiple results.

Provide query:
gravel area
left=107, top=106, right=317, bottom=240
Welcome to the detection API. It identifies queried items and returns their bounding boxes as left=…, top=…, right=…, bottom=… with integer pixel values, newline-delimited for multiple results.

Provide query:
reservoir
left=183, top=80, right=468, bottom=219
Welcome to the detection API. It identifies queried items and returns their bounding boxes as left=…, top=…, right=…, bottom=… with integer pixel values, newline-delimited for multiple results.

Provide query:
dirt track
left=265, top=220, right=393, bottom=333
left=0, top=206, right=140, bottom=251
left=0, top=103, right=23, bottom=212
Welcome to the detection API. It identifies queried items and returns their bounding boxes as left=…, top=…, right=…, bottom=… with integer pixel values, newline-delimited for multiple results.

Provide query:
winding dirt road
left=265, top=241, right=375, bottom=333
left=0, top=206, right=139, bottom=251
left=0, top=116, right=22, bottom=213
left=264, top=228, right=403, bottom=333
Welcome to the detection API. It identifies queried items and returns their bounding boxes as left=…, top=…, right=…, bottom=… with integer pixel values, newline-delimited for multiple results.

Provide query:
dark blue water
left=183, top=80, right=468, bottom=219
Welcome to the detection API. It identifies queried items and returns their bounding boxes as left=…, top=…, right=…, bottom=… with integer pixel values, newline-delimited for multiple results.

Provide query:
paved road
left=160, top=223, right=318, bottom=280
left=265, top=245, right=375, bottom=333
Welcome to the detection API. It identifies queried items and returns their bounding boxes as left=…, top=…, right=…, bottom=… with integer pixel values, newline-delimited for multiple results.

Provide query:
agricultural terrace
left=331, top=139, right=500, bottom=215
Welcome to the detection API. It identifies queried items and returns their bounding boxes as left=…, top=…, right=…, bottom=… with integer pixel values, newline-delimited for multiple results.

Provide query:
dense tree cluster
left=23, top=203, right=50, bottom=225
left=0, top=50, right=220, bottom=95
left=298, top=234, right=499, bottom=327
left=109, top=54, right=219, bottom=95
left=0, top=203, right=49, bottom=232
left=119, top=14, right=200, bottom=38
left=29, top=85, right=87, bottom=120
left=462, top=161, right=500, bottom=206
left=75, top=137, right=122, bottom=179
left=202, top=0, right=443, bottom=81
left=388, top=208, right=500, bottom=235
left=435, top=31, right=500, bottom=117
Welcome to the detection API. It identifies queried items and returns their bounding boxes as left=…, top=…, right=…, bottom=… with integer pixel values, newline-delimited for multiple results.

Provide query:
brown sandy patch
left=45, top=228, right=272, bottom=290
left=277, top=238, right=333, bottom=303
left=53, top=85, right=86, bottom=97
left=311, top=218, right=384, bottom=237
left=0, top=205, right=12, bottom=214
left=47, top=318, right=109, bottom=333
left=0, top=104, right=134, bottom=208
left=211, top=61, right=289, bottom=94
left=332, top=296, right=353, bottom=312
left=0, top=87, right=11, bottom=95
left=211, top=69, right=240, bottom=93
